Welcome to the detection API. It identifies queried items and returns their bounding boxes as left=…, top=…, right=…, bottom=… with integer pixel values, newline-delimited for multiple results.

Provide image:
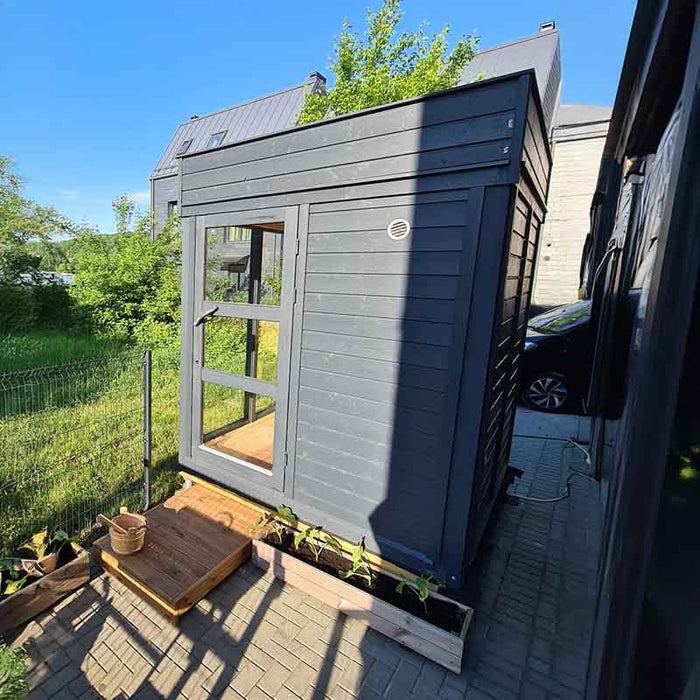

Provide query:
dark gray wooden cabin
left=178, top=70, right=551, bottom=587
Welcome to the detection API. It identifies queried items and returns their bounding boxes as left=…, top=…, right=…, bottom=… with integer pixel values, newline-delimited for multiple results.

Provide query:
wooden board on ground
left=94, top=484, right=257, bottom=624
left=0, top=543, right=90, bottom=634
left=252, top=539, right=473, bottom=673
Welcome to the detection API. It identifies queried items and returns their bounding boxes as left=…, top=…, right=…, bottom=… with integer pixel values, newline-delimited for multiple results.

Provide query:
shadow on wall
left=368, top=89, right=543, bottom=588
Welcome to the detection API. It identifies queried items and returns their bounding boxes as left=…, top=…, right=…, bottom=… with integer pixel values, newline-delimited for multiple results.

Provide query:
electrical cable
left=511, top=435, right=592, bottom=466
left=508, top=435, right=596, bottom=503
left=590, top=242, right=617, bottom=294
left=510, top=470, right=596, bottom=504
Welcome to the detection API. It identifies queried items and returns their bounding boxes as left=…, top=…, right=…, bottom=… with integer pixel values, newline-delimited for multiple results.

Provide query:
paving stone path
left=13, top=411, right=601, bottom=699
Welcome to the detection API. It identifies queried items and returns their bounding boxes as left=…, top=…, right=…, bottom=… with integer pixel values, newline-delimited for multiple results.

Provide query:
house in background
left=152, top=23, right=609, bottom=309
left=460, top=21, right=562, bottom=135
left=150, top=72, right=326, bottom=234
left=534, top=104, right=611, bottom=306
left=462, top=22, right=612, bottom=309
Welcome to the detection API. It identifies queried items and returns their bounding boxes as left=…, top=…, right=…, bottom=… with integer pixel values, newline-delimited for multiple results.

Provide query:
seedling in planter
left=395, top=572, right=445, bottom=612
left=250, top=505, right=297, bottom=543
left=338, top=537, right=373, bottom=586
left=293, top=526, right=343, bottom=562
left=0, top=528, right=75, bottom=596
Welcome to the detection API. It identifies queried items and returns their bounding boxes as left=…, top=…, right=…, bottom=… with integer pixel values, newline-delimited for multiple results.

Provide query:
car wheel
left=523, top=373, right=570, bottom=413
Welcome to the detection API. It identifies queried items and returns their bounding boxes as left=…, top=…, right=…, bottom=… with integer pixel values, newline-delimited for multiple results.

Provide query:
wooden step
left=94, top=484, right=259, bottom=623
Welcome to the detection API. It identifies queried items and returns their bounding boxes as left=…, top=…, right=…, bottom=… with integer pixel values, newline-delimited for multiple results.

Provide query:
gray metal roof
left=460, top=27, right=561, bottom=131
left=461, top=28, right=559, bottom=94
left=152, top=73, right=326, bottom=179
left=553, top=103, right=612, bottom=142
left=555, top=103, right=612, bottom=127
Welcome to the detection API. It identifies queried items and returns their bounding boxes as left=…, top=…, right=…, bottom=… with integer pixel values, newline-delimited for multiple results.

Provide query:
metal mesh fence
left=0, top=349, right=181, bottom=552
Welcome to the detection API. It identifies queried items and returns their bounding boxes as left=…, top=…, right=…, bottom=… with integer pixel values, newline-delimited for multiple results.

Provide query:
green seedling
left=338, top=537, right=373, bottom=586
left=293, top=526, right=343, bottom=562
left=250, top=505, right=297, bottom=543
left=395, top=572, right=445, bottom=612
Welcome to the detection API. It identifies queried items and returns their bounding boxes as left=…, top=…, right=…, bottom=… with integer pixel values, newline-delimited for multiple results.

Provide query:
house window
left=223, top=226, right=252, bottom=243
left=167, top=201, right=178, bottom=218
left=176, top=139, right=193, bottom=155
left=207, top=131, right=227, bottom=149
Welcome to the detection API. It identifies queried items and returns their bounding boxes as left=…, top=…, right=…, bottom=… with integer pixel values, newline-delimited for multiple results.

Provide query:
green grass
left=0, top=330, right=129, bottom=373
left=0, top=322, right=281, bottom=553
left=0, top=333, right=181, bottom=553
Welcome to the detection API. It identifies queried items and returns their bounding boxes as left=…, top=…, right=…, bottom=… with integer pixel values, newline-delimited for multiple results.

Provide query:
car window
left=529, top=301, right=592, bottom=334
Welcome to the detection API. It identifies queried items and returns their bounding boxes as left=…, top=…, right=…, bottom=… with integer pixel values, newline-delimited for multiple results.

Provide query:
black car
left=520, top=300, right=592, bottom=413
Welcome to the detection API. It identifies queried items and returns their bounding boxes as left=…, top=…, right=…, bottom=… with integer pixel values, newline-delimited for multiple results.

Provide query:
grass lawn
left=0, top=330, right=130, bottom=373
left=0, top=331, right=182, bottom=551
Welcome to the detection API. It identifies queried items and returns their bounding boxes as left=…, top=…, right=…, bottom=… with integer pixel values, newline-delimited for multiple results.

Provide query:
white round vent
left=387, top=218, right=410, bottom=240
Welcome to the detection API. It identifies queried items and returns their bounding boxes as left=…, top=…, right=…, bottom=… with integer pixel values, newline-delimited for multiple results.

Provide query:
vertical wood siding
left=465, top=180, right=545, bottom=564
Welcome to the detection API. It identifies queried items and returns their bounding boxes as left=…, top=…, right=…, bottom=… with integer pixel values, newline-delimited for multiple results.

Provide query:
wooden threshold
left=94, top=484, right=259, bottom=624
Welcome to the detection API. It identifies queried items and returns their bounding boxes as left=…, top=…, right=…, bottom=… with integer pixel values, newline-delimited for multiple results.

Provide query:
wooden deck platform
left=94, top=484, right=259, bottom=623
left=205, top=411, right=275, bottom=470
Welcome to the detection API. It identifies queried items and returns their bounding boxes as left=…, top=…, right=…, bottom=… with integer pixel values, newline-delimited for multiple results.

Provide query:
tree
left=0, top=157, right=85, bottom=283
left=298, top=0, right=478, bottom=125
left=70, top=198, right=181, bottom=346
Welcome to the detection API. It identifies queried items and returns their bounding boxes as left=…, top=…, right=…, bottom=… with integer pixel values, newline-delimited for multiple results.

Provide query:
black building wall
left=581, top=1, right=700, bottom=695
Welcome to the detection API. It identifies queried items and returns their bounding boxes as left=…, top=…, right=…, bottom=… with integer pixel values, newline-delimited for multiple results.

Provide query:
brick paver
left=10, top=410, right=600, bottom=699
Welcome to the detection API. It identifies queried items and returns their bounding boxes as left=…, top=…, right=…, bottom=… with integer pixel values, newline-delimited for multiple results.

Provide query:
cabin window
left=205, top=225, right=283, bottom=305
left=176, top=139, right=192, bottom=155
left=201, top=383, right=275, bottom=471
left=167, top=201, right=178, bottom=218
left=206, top=131, right=227, bottom=149
left=203, top=317, right=279, bottom=383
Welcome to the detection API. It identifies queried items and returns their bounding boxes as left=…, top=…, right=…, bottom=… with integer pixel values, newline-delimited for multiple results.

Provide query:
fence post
left=142, top=349, right=152, bottom=511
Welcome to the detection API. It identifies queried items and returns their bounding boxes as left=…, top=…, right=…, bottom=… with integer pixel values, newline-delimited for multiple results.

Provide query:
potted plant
left=0, top=529, right=74, bottom=596
left=251, top=508, right=473, bottom=673
left=0, top=645, right=28, bottom=699
left=0, top=528, right=90, bottom=634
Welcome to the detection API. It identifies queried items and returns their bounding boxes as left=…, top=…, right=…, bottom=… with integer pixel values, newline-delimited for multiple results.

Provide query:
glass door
left=191, top=207, right=298, bottom=490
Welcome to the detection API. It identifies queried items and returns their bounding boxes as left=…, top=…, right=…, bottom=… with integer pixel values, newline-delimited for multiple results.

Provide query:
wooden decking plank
left=146, top=504, right=247, bottom=569
left=171, top=485, right=261, bottom=534
left=95, top=536, right=200, bottom=605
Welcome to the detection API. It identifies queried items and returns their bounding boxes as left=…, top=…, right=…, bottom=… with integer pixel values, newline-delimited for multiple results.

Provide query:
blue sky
left=1, top=0, right=635, bottom=233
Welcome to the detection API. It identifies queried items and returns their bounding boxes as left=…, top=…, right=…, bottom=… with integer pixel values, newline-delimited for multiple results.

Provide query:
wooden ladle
left=97, top=514, right=128, bottom=534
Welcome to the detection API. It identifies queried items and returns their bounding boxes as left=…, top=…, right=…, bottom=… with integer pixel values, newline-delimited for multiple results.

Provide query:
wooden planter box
left=252, top=539, right=473, bottom=673
left=0, top=543, right=90, bottom=634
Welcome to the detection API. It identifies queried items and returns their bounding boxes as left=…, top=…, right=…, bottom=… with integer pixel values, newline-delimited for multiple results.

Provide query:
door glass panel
left=205, top=225, right=283, bottom=305
left=202, top=382, right=275, bottom=471
left=204, top=317, right=279, bottom=383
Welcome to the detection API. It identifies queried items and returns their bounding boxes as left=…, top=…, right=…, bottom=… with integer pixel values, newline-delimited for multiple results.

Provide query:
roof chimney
left=539, top=20, right=556, bottom=32
left=307, top=71, right=327, bottom=91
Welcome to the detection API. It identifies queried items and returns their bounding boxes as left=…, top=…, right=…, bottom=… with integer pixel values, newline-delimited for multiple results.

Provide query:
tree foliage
left=0, top=157, right=86, bottom=283
left=70, top=197, right=181, bottom=346
left=298, top=0, right=478, bottom=125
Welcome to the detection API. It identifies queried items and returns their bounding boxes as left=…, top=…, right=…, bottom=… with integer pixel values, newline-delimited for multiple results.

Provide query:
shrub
left=70, top=199, right=181, bottom=347
left=0, top=284, right=36, bottom=333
